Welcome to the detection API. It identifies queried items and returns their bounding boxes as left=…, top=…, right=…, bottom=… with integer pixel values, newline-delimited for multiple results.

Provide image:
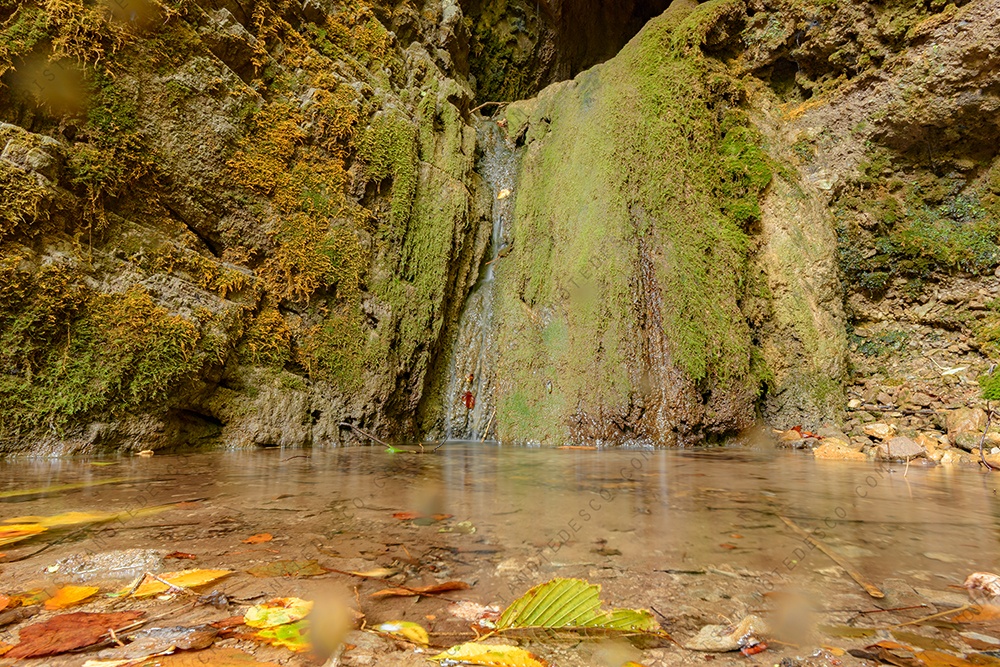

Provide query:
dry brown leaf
left=137, top=646, right=279, bottom=666
left=7, top=611, right=145, bottom=658
left=44, top=585, right=99, bottom=610
left=243, top=533, right=273, bottom=544
left=371, top=581, right=471, bottom=599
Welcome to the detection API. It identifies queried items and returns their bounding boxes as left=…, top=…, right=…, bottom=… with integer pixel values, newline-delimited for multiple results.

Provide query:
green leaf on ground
left=244, top=598, right=313, bottom=628
left=497, top=578, right=661, bottom=634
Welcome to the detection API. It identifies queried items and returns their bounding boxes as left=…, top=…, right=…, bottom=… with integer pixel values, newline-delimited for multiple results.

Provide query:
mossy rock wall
left=0, top=0, right=485, bottom=453
left=482, top=0, right=846, bottom=444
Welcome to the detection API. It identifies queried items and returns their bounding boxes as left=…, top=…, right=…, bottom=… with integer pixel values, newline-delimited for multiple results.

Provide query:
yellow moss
left=237, top=308, right=291, bottom=366
left=227, top=102, right=305, bottom=196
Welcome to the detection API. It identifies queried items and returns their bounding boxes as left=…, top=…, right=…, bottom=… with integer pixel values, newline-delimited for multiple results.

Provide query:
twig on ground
left=778, top=515, right=884, bottom=599
left=979, top=401, right=996, bottom=471
left=339, top=422, right=389, bottom=447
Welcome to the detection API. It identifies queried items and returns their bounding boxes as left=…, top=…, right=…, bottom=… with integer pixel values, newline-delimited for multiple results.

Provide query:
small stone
left=954, top=431, right=984, bottom=452
left=915, top=433, right=944, bottom=452
left=875, top=436, right=925, bottom=460
left=908, top=393, right=933, bottom=407
left=876, top=392, right=893, bottom=405
left=813, top=441, right=867, bottom=461
left=940, top=449, right=971, bottom=465
left=947, top=407, right=987, bottom=443
left=847, top=398, right=863, bottom=409
left=684, top=615, right=768, bottom=652
left=817, top=426, right=850, bottom=443
left=863, top=423, right=896, bottom=440
left=991, top=447, right=1000, bottom=455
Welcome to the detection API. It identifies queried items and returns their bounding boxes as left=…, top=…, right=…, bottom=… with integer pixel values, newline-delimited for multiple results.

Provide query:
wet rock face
left=0, top=0, right=485, bottom=453
left=460, top=0, right=676, bottom=102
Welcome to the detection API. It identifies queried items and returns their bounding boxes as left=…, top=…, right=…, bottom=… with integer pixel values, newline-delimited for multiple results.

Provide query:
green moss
left=492, top=1, right=775, bottom=440
left=357, top=109, right=418, bottom=235
left=0, top=254, right=202, bottom=438
left=838, top=154, right=1000, bottom=295
left=0, top=4, right=51, bottom=73
left=979, top=370, right=1000, bottom=401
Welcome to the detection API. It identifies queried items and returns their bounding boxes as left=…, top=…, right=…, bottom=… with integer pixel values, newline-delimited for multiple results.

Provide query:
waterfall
left=442, top=119, right=518, bottom=441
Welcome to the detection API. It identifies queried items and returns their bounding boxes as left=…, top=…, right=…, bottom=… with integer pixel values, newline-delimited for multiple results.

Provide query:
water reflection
left=2, top=446, right=999, bottom=592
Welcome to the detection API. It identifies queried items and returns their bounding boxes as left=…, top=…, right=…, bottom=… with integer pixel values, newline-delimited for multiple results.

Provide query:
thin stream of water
left=443, top=121, right=518, bottom=440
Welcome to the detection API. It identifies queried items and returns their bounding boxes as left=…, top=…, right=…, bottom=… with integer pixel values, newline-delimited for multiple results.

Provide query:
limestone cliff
left=2, top=0, right=999, bottom=452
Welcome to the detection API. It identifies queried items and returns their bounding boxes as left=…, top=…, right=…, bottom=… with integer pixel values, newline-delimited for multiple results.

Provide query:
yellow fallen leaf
left=6, top=511, right=115, bottom=527
left=0, top=478, right=130, bottom=499
left=44, top=585, right=100, bottom=610
left=0, top=524, right=46, bottom=547
left=497, top=188, right=512, bottom=200
left=377, top=621, right=429, bottom=646
left=127, top=569, right=233, bottom=597
left=348, top=567, right=397, bottom=579
left=430, top=642, right=548, bottom=666
left=245, top=598, right=313, bottom=628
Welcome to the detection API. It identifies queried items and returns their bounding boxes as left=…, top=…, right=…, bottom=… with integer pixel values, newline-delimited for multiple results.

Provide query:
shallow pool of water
left=2, top=445, right=999, bottom=665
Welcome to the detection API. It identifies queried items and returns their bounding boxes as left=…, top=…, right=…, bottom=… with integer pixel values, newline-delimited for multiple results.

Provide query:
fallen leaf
left=0, top=478, right=130, bottom=499
left=127, top=570, right=233, bottom=598
left=0, top=642, right=11, bottom=656
left=138, top=450, right=154, bottom=457
left=97, top=625, right=218, bottom=660
left=0, top=594, right=9, bottom=610
left=11, top=589, right=48, bottom=606
left=254, top=619, right=310, bottom=652
left=0, top=524, right=46, bottom=547
left=44, top=585, right=99, bottom=610
left=914, top=650, right=977, bottom=667
left=377, top=620, right=429, bottom=645
left=247, top=560, right=328, bottom=578
left=951, top=605, right=1000, bottom=623
left=7, top=611, right=145, bottom=658
left=392, top=512, right=420, bottom=520
left=165, top=552, right=197, bottom=560
left=140, top=647, right=280, bottom=666
left=245, top=598, right=313, bottom=628
left=719, top=543, right=738, bottom=550
left=430, top=642, right=548, bottom=666
left=243, top=533, right=273, bottom=544
left=497, top=188, right=512, bottom=200
left=499, top=578, right=662, bottom=635
left=345, top=567, right=398, bottom=579
left=891, top=630, right=959, bottom=652
left=556, top=445, right=597, bottom=450
left=371, top=581, right=471, bottom=599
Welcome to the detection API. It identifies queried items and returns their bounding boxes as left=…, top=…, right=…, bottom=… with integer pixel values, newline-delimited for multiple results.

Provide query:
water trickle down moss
left=493, top=1, right=773, bottom=442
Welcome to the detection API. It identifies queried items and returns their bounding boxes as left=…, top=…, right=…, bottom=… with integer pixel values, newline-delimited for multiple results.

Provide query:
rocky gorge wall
left=1, top=0, right=999, bottom=452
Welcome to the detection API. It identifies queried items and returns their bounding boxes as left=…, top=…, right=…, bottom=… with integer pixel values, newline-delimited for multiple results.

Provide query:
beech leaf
left=44, top=585, right=100, bottom=610
left=497, top=578, right=662, bottom=635
left=127, top=569, right=232, bottom=598
left=430, top=642, right=548, bottom=666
